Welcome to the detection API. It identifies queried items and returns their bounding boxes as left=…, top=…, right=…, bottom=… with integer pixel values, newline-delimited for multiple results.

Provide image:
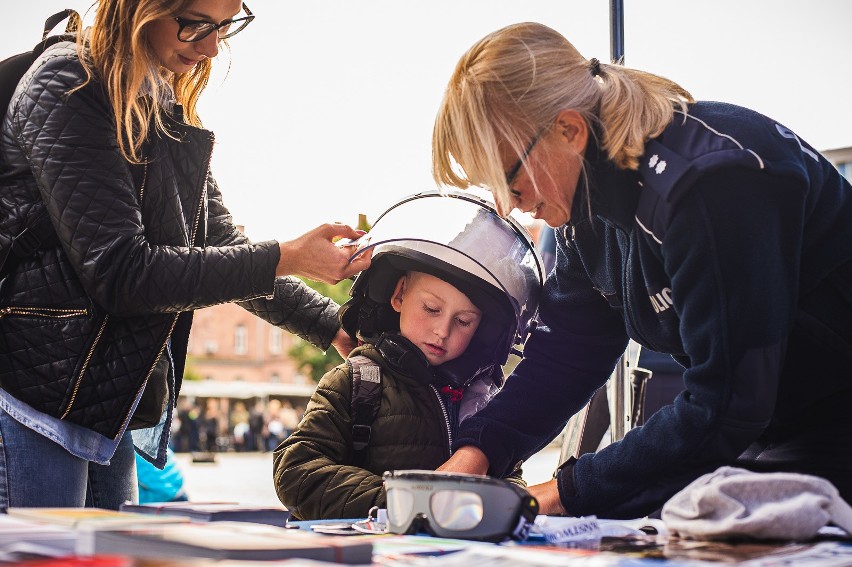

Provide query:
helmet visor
left=349, top=191, right=544, bottom=334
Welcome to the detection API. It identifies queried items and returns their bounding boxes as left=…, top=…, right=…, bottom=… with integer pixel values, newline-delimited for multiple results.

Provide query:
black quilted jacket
left=0, top=42, right=339, bottom=438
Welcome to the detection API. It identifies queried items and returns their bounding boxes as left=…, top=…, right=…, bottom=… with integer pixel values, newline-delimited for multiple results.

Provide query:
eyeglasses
left=505, top=126, right=547, bottom=187
left=174, top=2, right=255, bottom=43
left=384, top=470, right=539, bottom=542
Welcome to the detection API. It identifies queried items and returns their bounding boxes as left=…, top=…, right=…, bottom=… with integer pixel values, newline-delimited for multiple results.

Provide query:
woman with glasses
left=432, top=22, right=852, bottom=518
left=0, top=0, right=368, bottom=509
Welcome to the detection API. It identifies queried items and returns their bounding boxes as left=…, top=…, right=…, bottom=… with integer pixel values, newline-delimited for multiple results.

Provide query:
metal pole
left=607, top=0, right=630, bottom=443
left=610, top=0, right=625, bottom=64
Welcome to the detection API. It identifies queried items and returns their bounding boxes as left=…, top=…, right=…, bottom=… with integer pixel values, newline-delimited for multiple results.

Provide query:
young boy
left=272, top=191, right=543, bottom=520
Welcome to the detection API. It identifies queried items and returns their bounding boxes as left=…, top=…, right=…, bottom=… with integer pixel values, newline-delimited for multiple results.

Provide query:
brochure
left=80, top=520, right=373, bottom=564
left=5, top=507, right=189, bottom=528
left=119, top=501, right=290, bottom=527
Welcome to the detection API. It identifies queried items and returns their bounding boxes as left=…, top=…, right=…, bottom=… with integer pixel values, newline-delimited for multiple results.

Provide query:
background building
left=823, top=146, right=852, bottom=180
left=186, top=301, right=306, bottom=386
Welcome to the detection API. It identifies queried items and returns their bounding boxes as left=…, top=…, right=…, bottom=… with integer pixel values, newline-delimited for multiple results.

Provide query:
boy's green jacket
left=273, top=343, right=524, bottom=520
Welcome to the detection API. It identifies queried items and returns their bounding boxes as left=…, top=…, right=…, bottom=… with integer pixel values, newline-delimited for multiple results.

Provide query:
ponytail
left=433, top=22, right=694, bottom=211
left=595, top=63, right=692, bottom=170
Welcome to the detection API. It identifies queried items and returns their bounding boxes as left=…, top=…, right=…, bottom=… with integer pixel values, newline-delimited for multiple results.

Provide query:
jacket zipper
left=137, top=163, right=148, bottom=202
left=429, top=385, right=453, bottom=455
left=0, top=306, right=88, bottom=319
left=61, top=314, right=109, bottom=419
left=188, top=132, right=213, bottom=245
left=113, top=130, right=214, bottom=437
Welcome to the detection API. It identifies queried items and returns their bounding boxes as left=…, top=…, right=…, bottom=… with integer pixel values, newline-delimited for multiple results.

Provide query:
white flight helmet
left=339, top=189, right=544, bottom=387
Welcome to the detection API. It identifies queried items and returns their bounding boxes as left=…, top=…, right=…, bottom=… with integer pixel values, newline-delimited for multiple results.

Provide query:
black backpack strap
left=349, top=355, right=383, bottom=467
left=42, top=9, right=81, bottom=41
left=0, top=10, right=80, bottom=119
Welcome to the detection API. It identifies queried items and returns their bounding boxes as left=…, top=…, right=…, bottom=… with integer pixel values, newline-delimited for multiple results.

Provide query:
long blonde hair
left=76, top=0, right=213, bottom=163
left=432, top=22, right=693, bottom=213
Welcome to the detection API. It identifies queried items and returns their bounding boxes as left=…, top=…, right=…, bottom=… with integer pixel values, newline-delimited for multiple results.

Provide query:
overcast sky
left=8, top=1, right=852, bottom=241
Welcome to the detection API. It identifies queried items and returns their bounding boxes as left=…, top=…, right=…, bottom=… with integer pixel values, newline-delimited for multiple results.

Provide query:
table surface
left=285, top=517, right=852, bottom=566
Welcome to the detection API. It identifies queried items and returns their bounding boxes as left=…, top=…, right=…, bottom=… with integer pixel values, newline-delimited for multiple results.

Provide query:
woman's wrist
left=438, top=445, right=490, bottom=475
left=529, top=479, right=568, bottom=515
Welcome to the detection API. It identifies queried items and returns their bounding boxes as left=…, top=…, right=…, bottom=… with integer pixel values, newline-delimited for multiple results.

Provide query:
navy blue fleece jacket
left=454, top=101, right=852, bottom=518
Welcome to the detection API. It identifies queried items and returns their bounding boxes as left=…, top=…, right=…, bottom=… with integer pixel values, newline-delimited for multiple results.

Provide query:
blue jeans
left=0, top=408, right=138, bottom=509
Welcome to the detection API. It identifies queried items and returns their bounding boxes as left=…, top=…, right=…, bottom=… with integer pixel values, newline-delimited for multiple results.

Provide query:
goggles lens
left=430, top=490, right=483, bottom=530
left=384, top=470, right=538, bottom=542
left=386, top=488, right=415, bottom=527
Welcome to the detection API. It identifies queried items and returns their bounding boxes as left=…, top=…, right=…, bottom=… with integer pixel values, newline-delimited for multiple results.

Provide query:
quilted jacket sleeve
left=205, top=176, right=339, bottom=349
left=272, top=364, right=385, bottom=520
left=9, top=49, right=278, bottom=315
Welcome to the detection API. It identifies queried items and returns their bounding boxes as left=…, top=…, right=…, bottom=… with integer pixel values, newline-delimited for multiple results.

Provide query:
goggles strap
left=510, top=495, right=540, bottom=541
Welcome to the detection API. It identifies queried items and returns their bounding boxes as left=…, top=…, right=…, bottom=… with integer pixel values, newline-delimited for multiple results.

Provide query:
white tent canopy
left=178, top=380, right=316, bottom=401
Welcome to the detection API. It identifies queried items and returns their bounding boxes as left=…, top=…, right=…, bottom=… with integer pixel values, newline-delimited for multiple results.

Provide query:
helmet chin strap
left=373, top=333, right=435, bottom=381
left=372, top=332, right=501, bottom=389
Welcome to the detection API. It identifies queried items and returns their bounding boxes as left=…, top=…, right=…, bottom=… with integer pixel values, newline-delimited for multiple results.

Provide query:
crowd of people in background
left=171, top=397, right=305, bottom=454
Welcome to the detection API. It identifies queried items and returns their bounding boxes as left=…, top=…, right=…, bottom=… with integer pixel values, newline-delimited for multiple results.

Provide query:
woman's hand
left=277, top=223, right=371, bottom=283
left=437, top=446, right=490, bottom=475
left=527, top=479, right=567, bottom=515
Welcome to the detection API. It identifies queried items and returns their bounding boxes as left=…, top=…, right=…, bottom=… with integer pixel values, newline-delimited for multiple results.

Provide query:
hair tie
left=589, top=58, right=601, bottom=77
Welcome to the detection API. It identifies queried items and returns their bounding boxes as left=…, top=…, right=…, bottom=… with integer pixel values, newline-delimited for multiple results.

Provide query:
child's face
left=390, top=272, right=482, bottom=367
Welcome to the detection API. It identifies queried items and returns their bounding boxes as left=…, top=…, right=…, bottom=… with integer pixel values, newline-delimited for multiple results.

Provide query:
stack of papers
left=120, top=501, right=291, bottom=527
left=5, top=507, right=190, bottom=529
left=0, top=514, right=78, bottom=561
left=80, top=520, right=373, bottom=563
left=3, top=507, right=191, bottom=562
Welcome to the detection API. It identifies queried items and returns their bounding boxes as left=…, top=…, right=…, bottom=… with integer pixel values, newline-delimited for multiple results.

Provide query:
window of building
left=234, top=324, right=248, bottom=355
left=269, top=327, right=283, bottom=355
left=838, top=161, right=851, bottom=181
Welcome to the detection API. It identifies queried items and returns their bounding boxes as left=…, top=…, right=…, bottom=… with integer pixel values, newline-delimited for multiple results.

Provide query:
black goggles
left=383, top=470, right=539, bottom=542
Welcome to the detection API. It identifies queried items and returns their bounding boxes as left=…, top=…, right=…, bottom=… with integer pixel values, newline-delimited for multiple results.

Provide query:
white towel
left=661, top=466, right=852, bottom=541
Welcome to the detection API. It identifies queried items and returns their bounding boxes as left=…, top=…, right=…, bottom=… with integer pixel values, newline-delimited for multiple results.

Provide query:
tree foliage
left=287, top=278, right=354, bottom=383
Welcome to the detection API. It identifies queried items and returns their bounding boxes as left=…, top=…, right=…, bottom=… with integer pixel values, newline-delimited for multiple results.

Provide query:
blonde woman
left=433, top=22, right=852, bottom=518
left=0, top=0, right=368, bottom=509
